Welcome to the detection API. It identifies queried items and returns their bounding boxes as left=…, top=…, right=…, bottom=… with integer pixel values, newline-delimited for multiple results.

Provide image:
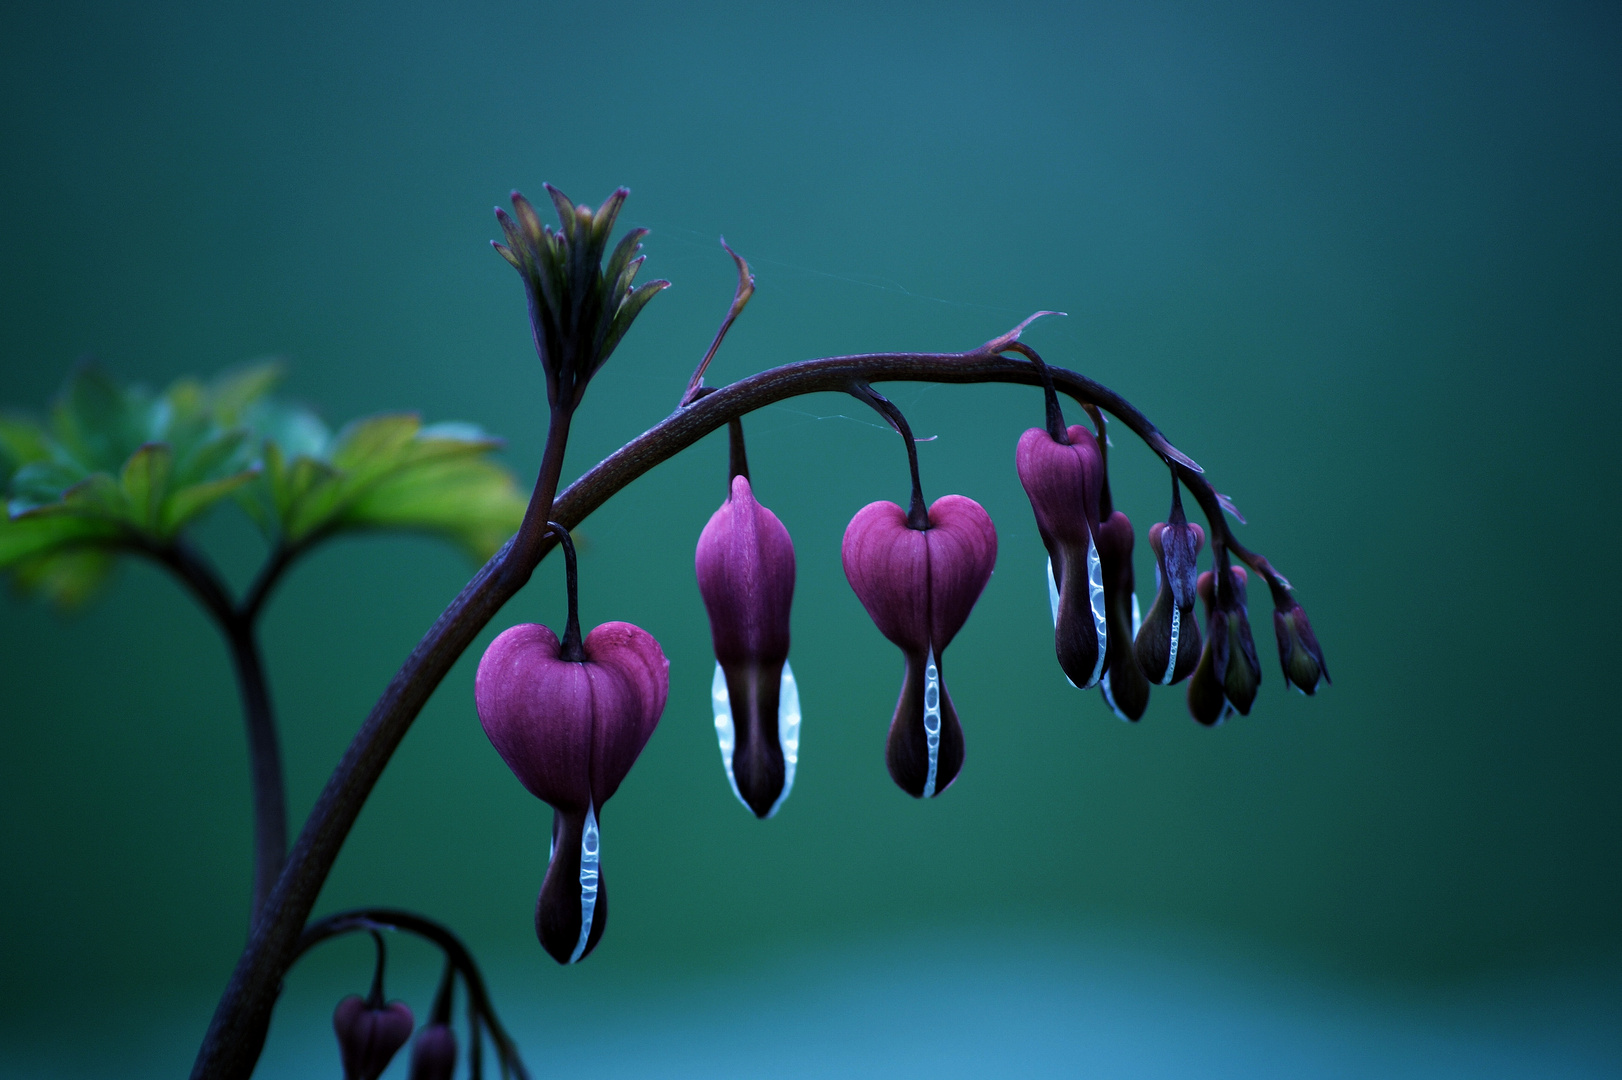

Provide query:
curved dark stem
left=192, top=318, right=1286, bottom=1080
left=548, top=522, right=584, bottom=661
left=297, top=908, right=530, bottom=1080
left=227, top=620, right=287, bottom=918
left=1014, top=341, right=1069, bottom=444
left=429, top=956, right=455, bottom=1026
left=238, top=538, right=307, bottom=625
left=365, top=929, right=387, bottom=1007
left=133, top=537, right=288, bottom=921
left=727, top=417, right=750, bottom=485
left=850, top=382, right=928, bottom=530
left=1084, top=404, right=1113, bottom=518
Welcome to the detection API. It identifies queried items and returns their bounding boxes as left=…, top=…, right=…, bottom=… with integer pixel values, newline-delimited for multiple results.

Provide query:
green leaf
left=210, top=361, right=284, bottom=426
left=7, top=546, right=117, bottom=608
left=121, top=443, right=174, bottom=532
left=339, top=451, right=526, bottom=560
left=0, top=414, right=52, bottom=470
left=8, top=459, right=90, bottom=515
left=0, top=512, right=120, bottom=566
left=328, top=414, right=422, bottom=475
left=163, top=469, right=260, bottom=534
left=50, top=365, right=156, bottom=473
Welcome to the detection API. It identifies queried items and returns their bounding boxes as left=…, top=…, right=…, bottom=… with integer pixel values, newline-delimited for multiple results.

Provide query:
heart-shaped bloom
left=843, top=495, right=997, bottom=798
left=696, top=473, right=800, bottom=818
left=1134, top=516, right=1206, bottom=686
left=1096, top=510, right=1150, bottom=721
left=475, top=620, right=668, bottom=964
left=1274, top=597, right=1330, bottom=694
left=333, top=995, right=414, bottom=1080
left=1186, top=565, right=1262, bottom=725
left=1016, top=425, right=1109, bottom=689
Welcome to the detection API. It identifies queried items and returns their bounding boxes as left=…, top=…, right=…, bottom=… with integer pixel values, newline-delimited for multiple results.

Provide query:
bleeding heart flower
left=696, top=472, right=800, bottom=819
left=475, top=528, right=669, bottom=964
left=1016, top=424, right=1109, bottom=689
left=843, top=495, right=997, bottom=798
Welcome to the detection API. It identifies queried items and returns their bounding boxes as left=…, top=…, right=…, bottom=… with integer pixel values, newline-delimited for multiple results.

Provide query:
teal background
left=2, top=1, right=1619, bottom=1076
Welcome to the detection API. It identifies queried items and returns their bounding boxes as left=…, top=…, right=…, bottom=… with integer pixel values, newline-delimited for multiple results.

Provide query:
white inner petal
left=711, top=661, right=744, bottom=808
left=568, top=804, right=600, bottom=964
left=1045, top=557, right=1079, bottom=690
left=766, top=661, right=801, bottom=818
left=1100, top=671, right=1130, bottom=722
left=1161, top=603, right=1180, bottom=685
left=922, top=647, right=941, bottom=798
left=1085, top=533, right=1108, bottom=688
left=1132, top=593, right=1142, bottom=639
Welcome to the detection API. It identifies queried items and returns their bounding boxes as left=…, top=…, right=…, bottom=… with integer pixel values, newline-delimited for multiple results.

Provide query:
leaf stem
left=135, top=538, right=288, bottom=922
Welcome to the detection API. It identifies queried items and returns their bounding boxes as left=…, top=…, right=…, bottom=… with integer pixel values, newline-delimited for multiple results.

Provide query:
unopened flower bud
left=1274, top=598, right=1330, bottom=694
left=407, top=1023, right=458, bottom=1080
left=1187, top=565, right=1262, bottom=724
left=1134, top=517, right=1205, bottom=687
left=695, top=474, right=799, bottom=818
left=1096, top=510, right=1150, bottom=721
left=843, top=495, right=997, bottom=798
left=333, top=995, right=414, bottom=1080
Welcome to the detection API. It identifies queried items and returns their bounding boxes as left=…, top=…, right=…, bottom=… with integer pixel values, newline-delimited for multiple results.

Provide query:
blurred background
left=2, top=1, right=1618, bottom=1076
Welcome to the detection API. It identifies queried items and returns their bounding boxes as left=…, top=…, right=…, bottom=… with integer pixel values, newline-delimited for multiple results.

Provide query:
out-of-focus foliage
left=0, top=363, right=528, bottom=607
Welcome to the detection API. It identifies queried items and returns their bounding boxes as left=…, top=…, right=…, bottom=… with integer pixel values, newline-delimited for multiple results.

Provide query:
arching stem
left=850, top=382, right=929, bottom=529
left=548, top=523, right=584, bottom=662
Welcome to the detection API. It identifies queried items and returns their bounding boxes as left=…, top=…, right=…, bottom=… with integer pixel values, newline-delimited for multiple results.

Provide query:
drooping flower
left=1186, top=564, right=1263, bottom=725
left=1274, top=597, right=1330, bottom=694
left=407, top=1024, right=458, bottom=1080
left=474, top=528, right=668, bottom=964
left=843, top=495, right=997, bottom=798
left=1134, top=511, right=1206, bottom=687
left=332, top=994, right=414, bottom=1080
left=1096, top=510, right=1150, bottom=721
left=1016, top=424, right=1109, bottom=689
left=695, top=472, right=799, bottom=818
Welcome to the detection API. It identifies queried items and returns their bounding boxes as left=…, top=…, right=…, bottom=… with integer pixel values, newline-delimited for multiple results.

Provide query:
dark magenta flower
left=1274, top=597, right=1330, bottom=694
left=407, top=1023, right=458, bottom=1080
left=1096, top=509, right=1150, bottom=721
left=332, top=994, right=414, bottom=1080
left=843, top=495, right=997, bottom=798
left=475, top=528, right=668, bottom=964
left=1186, top=564, right=1263, bottom=725
left=695, top=473, right=800, bottom=818
left=1016, top=424, right=1108, bottom=689
left=1134, top=511, right=1206, bottom=687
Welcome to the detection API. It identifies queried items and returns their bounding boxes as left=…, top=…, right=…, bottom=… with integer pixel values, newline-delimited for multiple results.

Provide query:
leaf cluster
left=494, top=187, right=668, bottom=409
left=0, top=363, right=527, bottom=607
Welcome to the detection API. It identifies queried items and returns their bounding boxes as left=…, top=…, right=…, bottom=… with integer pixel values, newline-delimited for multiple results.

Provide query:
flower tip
left=407, top=1024, right=458, bottom=1080
left=333, top=995, right=414, bottom=1080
